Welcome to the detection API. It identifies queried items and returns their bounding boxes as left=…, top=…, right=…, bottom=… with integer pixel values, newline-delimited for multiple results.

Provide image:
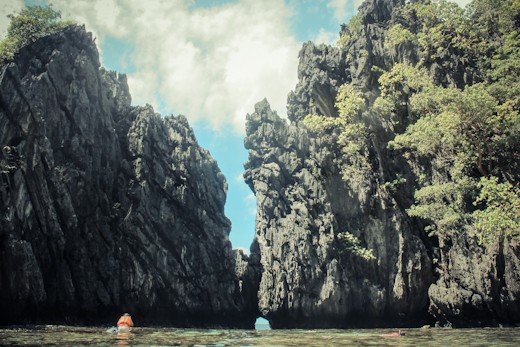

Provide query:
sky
left=1, top=0, right=473, bottom=252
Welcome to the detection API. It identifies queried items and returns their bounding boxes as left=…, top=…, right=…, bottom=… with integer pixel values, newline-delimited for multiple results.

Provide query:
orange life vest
left=117, top=315, right=134, bottom=327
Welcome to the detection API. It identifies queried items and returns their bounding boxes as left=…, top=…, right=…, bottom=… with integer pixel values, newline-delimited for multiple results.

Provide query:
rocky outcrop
left=428, top=233, right=520, bottom=326
left=245, top=98, right=432, bottom=328
left=244, top=0, right=520, bottom=328
left=0, top=25, right=255, bottom=327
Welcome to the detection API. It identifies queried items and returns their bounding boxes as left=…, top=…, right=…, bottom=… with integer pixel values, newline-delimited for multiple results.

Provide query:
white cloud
left=313, top=28, right=337, bottom=46
left=52, top=0, right=300, bottom=134
left=245, top=192, right=256, bottom=202
left=236, top=173, right=245, bottom=183
left=327, top=0, right=348, bottom=21
left=327, top=0, right=363, bottom=22
left=0, top=0, right=23, bottom=39
left=245, top=192, right=257, bottom=216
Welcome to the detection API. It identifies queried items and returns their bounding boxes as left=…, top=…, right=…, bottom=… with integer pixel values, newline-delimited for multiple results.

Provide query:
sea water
left=1, top=325, right=519, bottom=346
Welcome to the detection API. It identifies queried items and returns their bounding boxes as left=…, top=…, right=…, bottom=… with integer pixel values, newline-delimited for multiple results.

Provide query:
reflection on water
left=116, top=332, right=131, bottom=345
left=115, top=325, right=132, bottom=345
left=0, top=325, right=519, bottom=346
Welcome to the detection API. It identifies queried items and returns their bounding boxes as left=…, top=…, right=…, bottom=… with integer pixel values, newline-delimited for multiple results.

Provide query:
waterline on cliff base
left=0, top=326, right=519, bottom=346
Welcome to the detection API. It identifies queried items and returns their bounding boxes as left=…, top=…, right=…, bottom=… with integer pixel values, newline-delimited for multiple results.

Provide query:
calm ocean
left=1, top=325, right=519, bottom=346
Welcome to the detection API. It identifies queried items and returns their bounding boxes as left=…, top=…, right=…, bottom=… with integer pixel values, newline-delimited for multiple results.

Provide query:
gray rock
left=243, top=0, right=520, bottom=328
left=244, top=99, right=432, bottom=328
left=0, top=25, right=254, bottom=327
left=428, top=235, right=520, bottom=326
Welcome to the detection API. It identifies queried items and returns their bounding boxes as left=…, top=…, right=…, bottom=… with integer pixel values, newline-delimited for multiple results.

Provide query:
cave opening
left=254, top=316, right=271, bottom=330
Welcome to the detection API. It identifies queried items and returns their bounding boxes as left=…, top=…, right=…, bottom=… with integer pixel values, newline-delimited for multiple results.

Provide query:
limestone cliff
left=0, top=25, right=256, bottom=327
left=245, top=98, right=432, bottom=328
left=244, top=0, right=520, bottom=328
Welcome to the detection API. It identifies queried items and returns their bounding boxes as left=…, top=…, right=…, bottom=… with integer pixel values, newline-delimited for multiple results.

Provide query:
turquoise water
left=1, top=326, right=519, bottom=346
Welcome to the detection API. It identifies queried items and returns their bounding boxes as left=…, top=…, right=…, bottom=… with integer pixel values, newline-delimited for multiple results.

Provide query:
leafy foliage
left=347, top=15, right=363, bottom=40
left=471, top=176, right=520, bottom=243
left=335, top=83, right=365, bottom=121
left=303, top=113, right=339, bottom=132
left=338, top=14, right=363, bottom=47
left=380, top=0, right=520, bottom=244
left=382, top=175, right=407, bottom=193
left=0, top=5, right=73, bottom=63
left=337, top=33, right=350, bottom=47
left=385, top=23, right=415, bottom=48
left=393, top=83, right=504, bottom=177
left=407, top=179, right=475, bottom=236
left=378, top=63, right=431, bottom=102
left=303, top=83, right=370, bottom=186
left=337, top=232, right=375, bottom=261
left=397, top=0, right=476, bottom=63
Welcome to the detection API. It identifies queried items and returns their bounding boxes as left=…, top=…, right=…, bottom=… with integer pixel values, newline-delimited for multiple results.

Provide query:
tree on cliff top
left=307, top=0, right=519, bottom=245
left=382, top=0, right=520, bottom=244
left=0, top=5, right=73, bottom=63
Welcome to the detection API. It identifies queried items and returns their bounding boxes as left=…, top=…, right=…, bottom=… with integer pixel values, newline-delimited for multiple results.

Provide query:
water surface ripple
left=1, top=326, right=519, bottom=346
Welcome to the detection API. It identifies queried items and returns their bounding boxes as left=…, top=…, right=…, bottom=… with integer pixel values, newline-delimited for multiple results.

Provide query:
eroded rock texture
left=0, top=25, right=255, bottom=327
left=244, top=0, right=520, bottom=328
left=245, top=98, right=432, bottom=328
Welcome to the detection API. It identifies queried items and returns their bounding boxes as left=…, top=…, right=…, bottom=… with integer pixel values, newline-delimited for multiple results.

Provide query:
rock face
left=427, top=235, right=520, bottom=326
left=244, top=0, right=520, bottom=328
left=0, top=25, right=255, bottom=327
left=245, top=98, right=432, bottom=328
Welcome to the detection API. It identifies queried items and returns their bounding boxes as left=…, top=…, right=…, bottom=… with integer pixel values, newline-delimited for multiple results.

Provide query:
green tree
left=380, top=0, right=520, bottom=243
left=337, top=231, right=375, bottom=261
left=0, top=5, right=73, bottom=63
left=378, top=63, right=431, bottom=102
left=472, top=176, right=520, bottom=244
left=303, top=83, right=370, bottom=186
left=338, top=14, right=363, bottom=47
left=385, top=23, right=415, bottom=49
left=398, top=83, right=501, bottom=177
left=387, top=76, right=518, bottom=240
left=407, top=179, right=476, bottom=237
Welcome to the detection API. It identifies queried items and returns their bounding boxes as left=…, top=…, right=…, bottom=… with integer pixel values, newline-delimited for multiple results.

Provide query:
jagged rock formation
left=0, top=25, right=256, bottom=327
left=245, top=98, right=432, bottom=328
left=244, top=0, right=520, bottom=328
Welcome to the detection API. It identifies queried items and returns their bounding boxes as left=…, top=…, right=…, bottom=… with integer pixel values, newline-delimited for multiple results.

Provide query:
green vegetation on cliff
left=0, top=5, right=73, bottom=63
left=384, top=0, right=520, bottom=244
left=304, top=83, right=371, bottom=187
left=304, top=84, right=379, bottom=259
left=338, top=14, right=364, bottom=46
left=306, top=0, right=520, bottom=245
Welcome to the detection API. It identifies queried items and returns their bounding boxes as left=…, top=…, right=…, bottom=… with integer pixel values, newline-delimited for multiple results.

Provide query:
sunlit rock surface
left=0, top=25, right=255, bottom=327
left=244, top=0, right=520, bottom=328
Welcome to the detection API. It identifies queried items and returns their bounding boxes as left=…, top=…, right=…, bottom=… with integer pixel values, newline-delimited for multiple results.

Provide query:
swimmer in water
left=382, top=329, right=405, bottom=337
left=117, top=313, right=134, bottom=334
